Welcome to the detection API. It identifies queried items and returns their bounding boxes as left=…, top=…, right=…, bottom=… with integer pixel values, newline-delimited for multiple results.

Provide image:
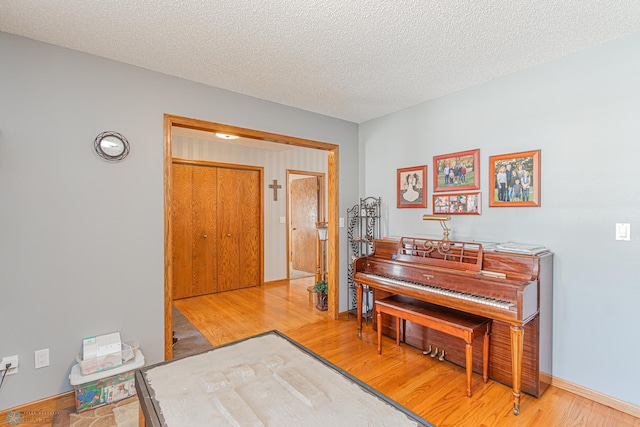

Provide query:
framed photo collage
left=397, top=149, right=541, bottom=213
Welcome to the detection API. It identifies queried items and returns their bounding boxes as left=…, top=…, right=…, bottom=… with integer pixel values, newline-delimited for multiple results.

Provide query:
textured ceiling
left=2, top=1, right=640, bottom=123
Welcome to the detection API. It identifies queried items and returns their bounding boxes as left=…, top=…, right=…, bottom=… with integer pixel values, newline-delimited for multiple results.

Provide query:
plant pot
left=316, top=291, right=328, bottom=311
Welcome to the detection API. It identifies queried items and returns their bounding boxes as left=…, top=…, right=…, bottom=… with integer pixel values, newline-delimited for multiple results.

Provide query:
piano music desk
left=375, top=295, right=491, bottom=398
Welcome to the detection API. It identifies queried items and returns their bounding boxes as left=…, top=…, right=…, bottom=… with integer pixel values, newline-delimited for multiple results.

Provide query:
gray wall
left=0, top=32, right=358, bottom=409
left=359, top=33, right=640, bottom=406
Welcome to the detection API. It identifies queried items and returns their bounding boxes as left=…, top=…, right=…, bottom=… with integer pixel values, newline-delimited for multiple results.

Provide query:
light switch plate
left=616, top=223, right=630, bottom=241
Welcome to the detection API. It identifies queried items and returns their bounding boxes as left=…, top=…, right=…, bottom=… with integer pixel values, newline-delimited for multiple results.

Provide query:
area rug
left=172, top=305, right=213, bottom=359
left=112, top=400, right=139, bottom=427
left=137, top=330, right=434, bottom=426
left=68, top=397, right=138, bottom=427
left=290, top=268, right=314, bottom=280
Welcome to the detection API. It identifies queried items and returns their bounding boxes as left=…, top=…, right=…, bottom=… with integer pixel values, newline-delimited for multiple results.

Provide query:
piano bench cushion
left=375, top=295, right=491, bottom=343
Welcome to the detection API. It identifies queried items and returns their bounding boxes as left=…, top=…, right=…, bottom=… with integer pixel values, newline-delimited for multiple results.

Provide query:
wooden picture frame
left=489, top=149, right=541, bottom=207
left=397, top=165, right=427, bottom=208
left=433, top=149, right=480, bottom=192
left=433, top=192, right=481, bottom=215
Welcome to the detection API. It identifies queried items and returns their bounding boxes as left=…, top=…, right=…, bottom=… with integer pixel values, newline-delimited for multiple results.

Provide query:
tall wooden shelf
left=346, top=197, right=381, bottom=319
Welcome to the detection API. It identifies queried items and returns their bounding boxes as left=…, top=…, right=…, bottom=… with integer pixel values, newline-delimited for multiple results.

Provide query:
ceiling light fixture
left=215, top=133, right=239, bottom=140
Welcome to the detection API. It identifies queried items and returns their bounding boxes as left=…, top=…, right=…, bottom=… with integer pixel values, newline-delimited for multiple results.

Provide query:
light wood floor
left=173, top=279, right=640, bottom=427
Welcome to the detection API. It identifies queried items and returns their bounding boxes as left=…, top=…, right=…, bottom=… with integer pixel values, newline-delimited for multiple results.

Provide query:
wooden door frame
left=286, top=170, right=326, bottom=280
left=164, top=114, right=340, bottom=360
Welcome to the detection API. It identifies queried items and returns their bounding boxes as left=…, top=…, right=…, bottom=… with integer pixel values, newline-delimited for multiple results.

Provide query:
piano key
left=360, top=273, right=515, bottom=310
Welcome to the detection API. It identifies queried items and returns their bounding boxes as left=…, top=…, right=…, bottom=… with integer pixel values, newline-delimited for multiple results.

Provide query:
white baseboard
left=552, top=376, right=640, bottom=418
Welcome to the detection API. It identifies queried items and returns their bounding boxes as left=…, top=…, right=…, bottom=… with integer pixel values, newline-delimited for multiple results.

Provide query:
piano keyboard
left=360, top=273, right=515, bottom=310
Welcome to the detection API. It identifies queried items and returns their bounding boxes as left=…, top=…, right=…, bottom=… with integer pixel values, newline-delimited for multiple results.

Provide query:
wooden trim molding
left=173, top=157, right=266, bottom=171
left=164, top=114, right=341, bottom=360
left=551, top=376, right=640, bottom=418
left=264, top=279, right=290, bottom=287
left=327, top=148, right=339, bottom=320
left=0, top=391, right=75, bottom=426
left=163, top=114, right=173, bottom=362
left=285, top=169, right=326, bottom=284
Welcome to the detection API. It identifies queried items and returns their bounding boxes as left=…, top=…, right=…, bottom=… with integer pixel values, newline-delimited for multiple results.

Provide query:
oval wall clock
left=94, top=131, right=130, bottom=161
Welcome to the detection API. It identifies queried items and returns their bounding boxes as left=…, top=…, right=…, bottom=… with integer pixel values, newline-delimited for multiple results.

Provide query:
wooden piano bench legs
left=375, top=295, right=491, bottom=398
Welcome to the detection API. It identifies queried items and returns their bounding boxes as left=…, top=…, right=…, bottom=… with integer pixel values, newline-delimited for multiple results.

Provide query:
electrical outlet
left=35, top=349, right=49, bottom=369
left=0, top=355, right=19, bottom=376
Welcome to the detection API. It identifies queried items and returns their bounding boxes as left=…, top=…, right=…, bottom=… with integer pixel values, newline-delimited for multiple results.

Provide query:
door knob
left=227, top=234, right=231, bottom=237
left=203, top=234, right=207, bottom=238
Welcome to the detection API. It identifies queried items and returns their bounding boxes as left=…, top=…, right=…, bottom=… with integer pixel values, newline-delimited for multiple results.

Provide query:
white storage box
left=69, top=348, right=144, bottom=413
left=76, top=340, right=139, bottom=375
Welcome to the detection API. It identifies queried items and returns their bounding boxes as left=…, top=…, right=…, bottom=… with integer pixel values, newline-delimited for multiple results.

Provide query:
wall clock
left=94, top=131, right=130, bottom=161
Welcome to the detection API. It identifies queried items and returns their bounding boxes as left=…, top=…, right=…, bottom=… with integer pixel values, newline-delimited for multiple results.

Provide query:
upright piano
left=354, top=237, right=553, bottom=415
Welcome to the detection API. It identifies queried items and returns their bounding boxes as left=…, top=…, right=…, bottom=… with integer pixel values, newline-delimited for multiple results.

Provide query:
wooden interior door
left=217, top=167, right=261, bottom=292
left=291, top=177, right=319, bottom=273
left=171, top=163, right=218, bottom=299
left=192, top=165, right=218, bottom=295
left=236, top=168, right=261, bottom=289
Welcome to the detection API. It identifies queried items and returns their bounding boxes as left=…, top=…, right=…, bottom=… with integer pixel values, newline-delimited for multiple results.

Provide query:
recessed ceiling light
left=215, top=133, right=239, bottom=140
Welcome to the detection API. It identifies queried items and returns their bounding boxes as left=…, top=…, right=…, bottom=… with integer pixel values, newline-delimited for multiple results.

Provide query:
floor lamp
left=315, top=221, right=328, bottom=284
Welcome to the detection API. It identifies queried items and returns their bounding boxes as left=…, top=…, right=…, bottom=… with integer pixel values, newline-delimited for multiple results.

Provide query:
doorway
left=288, top=172, right=325, bottom=280
left=164, top=114, right=340, bottom=360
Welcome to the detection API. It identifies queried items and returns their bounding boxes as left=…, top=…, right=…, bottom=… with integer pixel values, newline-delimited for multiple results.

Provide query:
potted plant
left=314, top=279, right=328, bottom=311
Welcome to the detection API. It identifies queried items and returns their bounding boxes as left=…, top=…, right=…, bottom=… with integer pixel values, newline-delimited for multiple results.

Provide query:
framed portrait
left=397, top=165, right=427, bottom=208
left=433, top=149, right=480, bottom=192
left=433, top=192, right=481, bottom=215
left=489, top=149, right=540, bottom=207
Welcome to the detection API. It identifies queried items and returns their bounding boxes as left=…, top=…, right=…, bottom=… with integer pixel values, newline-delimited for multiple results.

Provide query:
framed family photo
left=433, top=149, right=480, bottom=192
left=489, top=149, right=541, bottom=207
left=433, top=192, right=481, bottom=215
left=397, top=165, right=427, bottom=208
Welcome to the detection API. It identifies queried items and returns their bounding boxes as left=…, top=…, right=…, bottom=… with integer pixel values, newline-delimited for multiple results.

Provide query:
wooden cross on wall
left=269, top=179, right=282, bottom=201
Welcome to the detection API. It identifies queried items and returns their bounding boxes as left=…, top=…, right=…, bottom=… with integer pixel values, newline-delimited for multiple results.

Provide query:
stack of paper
left=495, top=242, right=548, bottom=255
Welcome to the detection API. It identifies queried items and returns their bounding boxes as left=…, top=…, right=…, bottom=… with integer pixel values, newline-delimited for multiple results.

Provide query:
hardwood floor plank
left=174, top=278, right=640, bottom=427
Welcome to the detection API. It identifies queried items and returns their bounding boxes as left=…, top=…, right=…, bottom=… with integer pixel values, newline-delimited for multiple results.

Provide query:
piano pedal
left=431, top=347, right=439, bottom=358
left=422, top=345, right=432, bottom=356
left=438, top=350, right=445, bottom=362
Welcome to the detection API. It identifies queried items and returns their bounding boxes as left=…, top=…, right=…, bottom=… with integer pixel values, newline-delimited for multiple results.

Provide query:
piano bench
left=375, top=295, right=491, bottom=398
